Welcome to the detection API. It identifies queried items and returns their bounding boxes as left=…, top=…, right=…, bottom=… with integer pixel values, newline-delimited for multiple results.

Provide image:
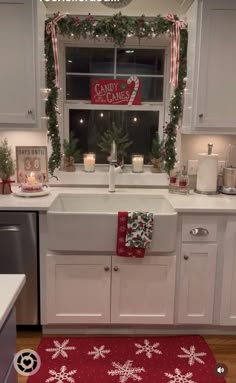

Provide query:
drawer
left=182, top=216, right=217, bottom=242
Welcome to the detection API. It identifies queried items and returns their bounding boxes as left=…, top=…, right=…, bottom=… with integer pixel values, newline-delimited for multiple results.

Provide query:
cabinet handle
left=27, top=110, right=33, bottom=115
left=189, top=227, right=209, bottom=237
left=0, top=225, right=19, bottom=232
left=198, top=113, right=204, bottom=118
left=104, top=266, right=110, bottom=272
left=184, top=255, right=189, bottom=260
left=113, top=266, right=119, bottom=272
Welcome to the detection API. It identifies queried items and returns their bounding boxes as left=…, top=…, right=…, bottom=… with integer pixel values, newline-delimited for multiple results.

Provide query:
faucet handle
left=110, top=140, right=117, bottom=162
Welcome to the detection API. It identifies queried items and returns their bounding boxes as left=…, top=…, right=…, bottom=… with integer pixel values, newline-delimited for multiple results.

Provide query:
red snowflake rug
left=27, top=335, right=226, bottom=383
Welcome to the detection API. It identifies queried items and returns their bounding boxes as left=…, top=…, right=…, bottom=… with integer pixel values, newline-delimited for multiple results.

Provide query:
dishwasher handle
left=0, top=225, right=20, bottom=232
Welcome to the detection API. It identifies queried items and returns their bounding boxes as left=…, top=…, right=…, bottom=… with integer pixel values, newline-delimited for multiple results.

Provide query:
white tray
left=13, top=187, right=50, bottom=198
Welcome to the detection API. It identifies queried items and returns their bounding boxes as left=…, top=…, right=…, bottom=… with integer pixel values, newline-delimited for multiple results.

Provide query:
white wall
left=44, top=0, right=184, bottom=17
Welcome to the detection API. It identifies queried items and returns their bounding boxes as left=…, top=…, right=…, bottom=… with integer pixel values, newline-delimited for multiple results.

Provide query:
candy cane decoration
left=46, top=14, right=66, bottom=88
left=166, top=14, right=186, bottom=88
left=127, top=76, right=140, bottom=105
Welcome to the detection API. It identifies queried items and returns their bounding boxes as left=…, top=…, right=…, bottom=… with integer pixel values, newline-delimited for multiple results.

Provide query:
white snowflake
left=119, top=237, right=125, bottom=244
left=178, top=345, right=206, bottom=366
left=46, top=339, right=76, bottom=359
left=164, top=368, right=196, bottom=383
left=88, top=345, right=111, bottom=360
left=108, top=360, right=145, bottom=382
left=120, top=226, right=126, bottom=232
left=134, top=339, right=162, bottom=359
left=46, top=365, right=77, bottom=383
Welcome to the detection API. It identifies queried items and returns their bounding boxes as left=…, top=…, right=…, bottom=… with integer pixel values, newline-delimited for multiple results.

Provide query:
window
left=62, top=41, right=168, bottom=164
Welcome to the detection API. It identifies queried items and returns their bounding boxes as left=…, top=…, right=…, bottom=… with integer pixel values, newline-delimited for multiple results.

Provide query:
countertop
left=1, top=186, right=236, bottom=213
left=0, top=274, right=25, bottom=329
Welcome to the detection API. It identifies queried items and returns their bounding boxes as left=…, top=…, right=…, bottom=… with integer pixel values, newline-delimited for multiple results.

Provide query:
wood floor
left=16, top=332, right=236, bottom=383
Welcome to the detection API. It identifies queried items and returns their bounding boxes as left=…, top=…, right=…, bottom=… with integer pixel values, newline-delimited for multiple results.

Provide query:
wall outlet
left=218, top=160, right=225, bottom=175
left=188, top=160, right=198, bottom=175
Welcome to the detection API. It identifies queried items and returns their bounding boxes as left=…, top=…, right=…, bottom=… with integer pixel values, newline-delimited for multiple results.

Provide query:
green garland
left=45, top=13, right=187, bottom=176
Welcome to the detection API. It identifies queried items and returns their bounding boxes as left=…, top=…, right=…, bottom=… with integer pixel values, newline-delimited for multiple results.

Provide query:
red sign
left=91, top=76, right=141, bottom=105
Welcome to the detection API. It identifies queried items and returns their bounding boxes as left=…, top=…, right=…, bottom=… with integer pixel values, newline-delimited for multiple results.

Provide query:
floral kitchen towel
left=116, top=212, right=145, bottom=257
left=125, top=212, right=154, bottom=248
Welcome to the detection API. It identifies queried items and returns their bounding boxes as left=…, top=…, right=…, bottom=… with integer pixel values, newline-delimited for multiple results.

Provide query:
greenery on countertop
left=0, top=139, right=15, bottom=180
left=45, top=13, right=188, bottom=175
left=63, top=134, right=81, bottom=162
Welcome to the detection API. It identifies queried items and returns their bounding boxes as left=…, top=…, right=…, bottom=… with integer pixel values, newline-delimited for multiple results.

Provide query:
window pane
left=66, top=75, right=114, bottom=100
left=66, top=47, right=114, bottom=74
left=69, top=109, right=159, bottom=164
left=117, top=76, right=164, bottom=102
left=117, top=49, right=165, bottom=75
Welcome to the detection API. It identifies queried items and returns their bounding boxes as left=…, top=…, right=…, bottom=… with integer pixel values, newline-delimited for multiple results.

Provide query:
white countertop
left=0, top=274, right=25, bottom=329
left=1, top=186, right=236, bottom=213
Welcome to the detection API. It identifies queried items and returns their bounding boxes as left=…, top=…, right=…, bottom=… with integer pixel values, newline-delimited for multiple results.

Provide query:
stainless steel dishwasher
left=0, top=212, right=39, bottom=325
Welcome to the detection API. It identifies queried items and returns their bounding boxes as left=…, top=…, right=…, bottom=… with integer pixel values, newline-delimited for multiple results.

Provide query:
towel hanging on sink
left=125, top=211, right=154, bottom=249
left=116, top=212, right=154, bottom=258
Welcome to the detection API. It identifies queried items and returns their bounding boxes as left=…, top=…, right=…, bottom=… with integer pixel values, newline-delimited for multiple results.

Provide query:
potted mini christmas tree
left=0, top=139, right=15, bottom=194
left=98, top=122, right=132, bottom=166
left=150, top=131, right=164, bottom=173
left=62, top=134, right=80, bottom=172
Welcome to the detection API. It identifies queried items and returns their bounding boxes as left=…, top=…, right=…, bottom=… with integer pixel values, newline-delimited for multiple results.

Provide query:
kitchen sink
left=47, top=193, right=177, bottom=253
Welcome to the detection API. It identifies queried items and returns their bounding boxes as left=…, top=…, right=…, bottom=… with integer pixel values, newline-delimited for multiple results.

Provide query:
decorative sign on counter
left=16, top=146, right=48, bottom=183
left=91, top=76, right=141, bottom=105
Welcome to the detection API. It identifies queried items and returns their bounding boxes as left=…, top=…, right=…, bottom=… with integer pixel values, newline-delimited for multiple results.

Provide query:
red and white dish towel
left=116, top=212, right=154, bottom=258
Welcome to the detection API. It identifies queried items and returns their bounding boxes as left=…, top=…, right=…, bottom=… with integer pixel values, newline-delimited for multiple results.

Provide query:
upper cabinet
left=0, top=0, right=45, bottom=128
left=182, top=0, right=236, bottom=133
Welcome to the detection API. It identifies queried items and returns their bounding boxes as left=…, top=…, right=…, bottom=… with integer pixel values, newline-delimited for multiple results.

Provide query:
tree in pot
left=62, top=135, right=80, bottom=172
left=0, top=139, right=15, bottom=194
left=98, top=122, right=132, bottom=167
left=150, top=131, right=164, bottom=173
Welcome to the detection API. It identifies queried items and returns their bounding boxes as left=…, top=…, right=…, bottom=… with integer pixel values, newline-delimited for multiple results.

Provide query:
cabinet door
left=195, top=0, right=236, bottom=129
left=0, top=0, right=35, bottom=124
left=46, top=255, right=111, bottom=324
left=220, top=222, right=236, bottom=325
left=111, top=255, right=176, bottom=324
left=178, top=244, right=217, bottom=324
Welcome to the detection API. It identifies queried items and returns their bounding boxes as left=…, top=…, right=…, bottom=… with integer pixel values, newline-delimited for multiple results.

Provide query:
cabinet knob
left=113, top=266, right=119, bottom=272
left=198, top=113, right=204, bottom=118
left=28, top=110, right=33, bottom=115
left=104, top=266, right=110, bottom=272
left=184, top=255, right=189, bottom=260
left=189, top=227, right=209, bottom=237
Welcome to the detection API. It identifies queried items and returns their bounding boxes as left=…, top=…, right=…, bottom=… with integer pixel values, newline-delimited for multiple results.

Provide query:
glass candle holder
left=83, top=153, right=96, bottom=172
left=132, top=155, right=144, bottom=173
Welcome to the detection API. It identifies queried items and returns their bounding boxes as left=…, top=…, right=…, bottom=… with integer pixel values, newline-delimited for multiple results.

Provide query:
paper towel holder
left=195, top=143, right=220, bottom=195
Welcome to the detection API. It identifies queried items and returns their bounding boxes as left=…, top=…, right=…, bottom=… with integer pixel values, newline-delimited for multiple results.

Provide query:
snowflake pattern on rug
left=178, top=345, right=206, bottom=366
left=88, top=345, right=111, bottom=360
left=45, top=365, right=77, bottom=383
left=164, top=368, right=196, bottom=383
left=134, top=339, right=162, bottom=359
left=46, top=339, right=76, bottom=359
left=107, top=360, right=145, bottom=382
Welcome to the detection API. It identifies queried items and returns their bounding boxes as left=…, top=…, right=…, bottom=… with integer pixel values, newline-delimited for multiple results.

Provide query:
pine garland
left=45, top=13, right=187, bottom=176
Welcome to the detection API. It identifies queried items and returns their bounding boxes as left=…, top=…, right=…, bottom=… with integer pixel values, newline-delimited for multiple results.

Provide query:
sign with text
left=91, top=76, right=141, bottom=105
left=16, top=146, right=48, bottom=183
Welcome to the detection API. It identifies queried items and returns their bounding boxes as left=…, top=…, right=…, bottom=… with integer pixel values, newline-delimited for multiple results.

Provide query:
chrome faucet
left=108, top=140, right=122, bottom=192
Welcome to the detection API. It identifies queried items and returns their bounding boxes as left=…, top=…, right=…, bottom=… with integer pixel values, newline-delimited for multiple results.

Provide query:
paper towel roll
left=196, top=153, right=218, bottom=193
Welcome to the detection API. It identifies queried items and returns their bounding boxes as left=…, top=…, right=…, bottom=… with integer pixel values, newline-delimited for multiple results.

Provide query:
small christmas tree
left=98, top=122, right=132, bottom=163
left=62, top=134, right=80, bottom=172
left=150, top=131, right=164, bottom=173
left=0, top=139, right=14, bottom=180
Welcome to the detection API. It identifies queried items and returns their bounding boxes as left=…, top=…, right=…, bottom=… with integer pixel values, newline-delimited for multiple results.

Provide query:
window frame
left=58, top=36, right=171, bottom=152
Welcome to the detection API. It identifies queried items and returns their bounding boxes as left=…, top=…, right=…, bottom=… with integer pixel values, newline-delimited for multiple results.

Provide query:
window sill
left=50, top=165, right=169, bottom=188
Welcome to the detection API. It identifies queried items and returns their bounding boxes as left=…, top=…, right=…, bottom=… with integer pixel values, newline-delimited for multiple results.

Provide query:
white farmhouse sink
left=47, top=193, right=177, bottom=253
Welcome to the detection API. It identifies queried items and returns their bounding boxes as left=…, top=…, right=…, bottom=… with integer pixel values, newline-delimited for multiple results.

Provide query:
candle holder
left=83, top=153, right=96, bottom=172
left=132, top=154, right=144, bottom=173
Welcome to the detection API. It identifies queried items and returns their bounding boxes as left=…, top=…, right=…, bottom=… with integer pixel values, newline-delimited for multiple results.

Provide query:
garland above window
left=45, top=12, right=187, bottom=176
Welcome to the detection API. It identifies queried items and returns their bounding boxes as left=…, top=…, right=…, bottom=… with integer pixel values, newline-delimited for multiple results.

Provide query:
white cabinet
left=111, top=256, right=176, bottom=324
left=183, top=0, right=236, bottom=132
left=220, top=221, right=236, bottom=325
left=0, top=0, right=45, bottom=127
left=178, top=243, right=217, bottom=324
left=45, top=254, right=176, bottom=325
left=46, top=254, right=111, bottom=324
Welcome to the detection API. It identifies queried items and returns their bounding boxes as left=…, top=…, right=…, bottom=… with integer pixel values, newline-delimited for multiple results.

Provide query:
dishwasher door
left=0, top=212, right=38, bottom=325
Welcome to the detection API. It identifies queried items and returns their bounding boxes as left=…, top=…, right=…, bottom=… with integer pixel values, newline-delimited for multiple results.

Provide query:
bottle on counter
left=168, top=162, right=180, bottom=193
left=178, top=165, right=189, bottom=194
